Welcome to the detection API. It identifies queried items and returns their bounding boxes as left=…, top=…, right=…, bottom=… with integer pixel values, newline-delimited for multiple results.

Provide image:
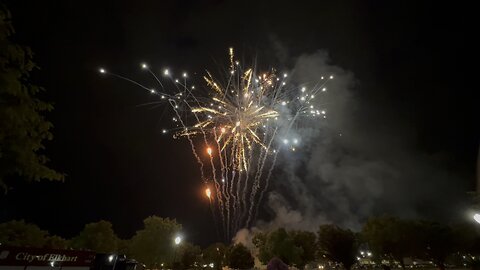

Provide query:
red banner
left=0, top=246, right=95, bottom=267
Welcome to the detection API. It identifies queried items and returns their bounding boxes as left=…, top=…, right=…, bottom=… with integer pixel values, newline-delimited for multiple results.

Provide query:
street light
left=474, top=213, right=480, bottom=224
left=175, top=236, right=182, bottom=245
left=172, top=235, right=182, bottom=267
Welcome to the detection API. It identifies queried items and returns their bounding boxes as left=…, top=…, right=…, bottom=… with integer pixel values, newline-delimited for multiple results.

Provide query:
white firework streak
left=98, top=49, right=333, bottom=241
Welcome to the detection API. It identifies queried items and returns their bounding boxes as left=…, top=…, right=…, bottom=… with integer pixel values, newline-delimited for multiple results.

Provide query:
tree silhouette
left=203, top=243, right=227, bottom=270
left=254, top=228, right=302, bottom=266
left=227, top=243, right=254, bottom=269
left=318, top=224, right=358, bottom=270
left=70, top=220, right=119, bottom=253
left=128, top=216, right=181, bottom=268
left=0, top=5, right=63, bottom=189
left=362, top=216, right=419, bottom=268
left=417, top=221, right=455, bottom=270
left=0, top=220, right=48, bottom=247
left=290, top=230, right=317, bottom=268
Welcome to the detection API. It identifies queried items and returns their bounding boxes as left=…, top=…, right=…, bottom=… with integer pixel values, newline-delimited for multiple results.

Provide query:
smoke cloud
left=234, top=50, right=469, bottom=243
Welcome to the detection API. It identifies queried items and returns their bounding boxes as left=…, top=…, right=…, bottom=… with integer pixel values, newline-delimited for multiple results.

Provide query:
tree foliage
left=2, top=215, right=476, bottom=270
left=253, top=228, right=302, bottom=266
left=44, top=235, right=69, bottom=249
left=128, top=216, right=181, bottom=268
left=177, top=242, right=202, bottom=269
left=318, top=224, right=358, bottom=270
left=226, top=243, right=254, bottom=269
left=362, top=216, right=419, bottom=267
left=203, top=243, right=227, bottom=270
left=70, top=220, right=119, bottom=253
left=290, top=230, right=317, bottom=268
left=117, top=238, right=131, bottom=255
left=451, top=222, right=480, bottom=255
left=0, top=220, right=48, bottom=247
left=0, top=5, right=63, bottom=189
left=416, top=221, right=455, bottom=270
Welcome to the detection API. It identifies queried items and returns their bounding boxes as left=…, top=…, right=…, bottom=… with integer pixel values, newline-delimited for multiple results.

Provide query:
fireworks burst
left=99, top=48, right=333, bottom=240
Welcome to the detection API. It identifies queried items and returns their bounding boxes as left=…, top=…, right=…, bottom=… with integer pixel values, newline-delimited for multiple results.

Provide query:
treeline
left=0, top=216, right=253, bottom=269
left=2, top=216, right=480, bottom=270
left=253, top=217, right=480, bottom=270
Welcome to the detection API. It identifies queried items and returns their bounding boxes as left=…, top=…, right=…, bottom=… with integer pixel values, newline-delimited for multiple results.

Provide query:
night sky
left=1, top=0, right=477, bottom=246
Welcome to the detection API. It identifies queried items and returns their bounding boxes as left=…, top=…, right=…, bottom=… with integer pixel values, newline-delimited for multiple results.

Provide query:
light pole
left=172, top=235, right=182, bottom=268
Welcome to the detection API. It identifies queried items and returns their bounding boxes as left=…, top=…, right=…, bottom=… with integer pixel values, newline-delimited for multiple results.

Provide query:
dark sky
left=1, top=0, right=477, bottom=246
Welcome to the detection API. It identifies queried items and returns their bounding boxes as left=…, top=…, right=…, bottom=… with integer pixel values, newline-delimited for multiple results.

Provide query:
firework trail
left=99, top=49, right=333, bottom=241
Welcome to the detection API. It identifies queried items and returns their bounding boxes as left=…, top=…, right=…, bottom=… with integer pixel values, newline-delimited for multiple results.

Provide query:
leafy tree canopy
left=318, top=224, right=358, bottom=270
left=70, top=220, right=119, bottom=253
left=290, top=230, right=317, bottom=267
left=203, top=242, right=227, bottom=270
left=0, top=219, right=48, bottom=247
left=177, top=242, right=202, bottom=269
left=254, top=228, right=302, bottom=266
left=227, top=243, right=254, bottom=269
left=362, top=216, right=420, bottom=267
left=0, top=5, right=63, bottom=189
left=416, top=221, right=455, bottom=270
left=44, top=235, right=69, bottom=249
left=128, top=216, right=181, bottom=268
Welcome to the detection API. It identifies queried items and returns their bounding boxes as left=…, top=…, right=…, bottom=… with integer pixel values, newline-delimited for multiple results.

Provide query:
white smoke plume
left=233, top=49, right=468, bottom=243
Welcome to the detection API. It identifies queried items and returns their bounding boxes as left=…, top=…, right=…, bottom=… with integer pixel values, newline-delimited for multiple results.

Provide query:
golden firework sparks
left=99, top=48, right=334, bottom=240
